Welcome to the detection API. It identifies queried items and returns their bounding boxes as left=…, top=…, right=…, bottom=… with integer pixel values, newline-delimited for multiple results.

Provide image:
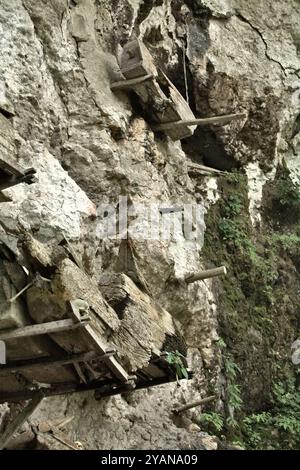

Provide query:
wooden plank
left=152, top=113, right=246, bottom=132
left=187, top=163, right=226, bottom=176
left=111, top=74, right=154, bottom=91
left=0, top=394, right=43, bottom=450
left=69, top=300, right=129, bottom=383
left=0, top=350, right=116, bottom=376
left=0, top=317, right=91, bottom=341
left=0, top=169, right=36, bottom=191
left=172, top=395, right=216, bottom=414
left=0, top=369, right=193, bottom=404
left=184, top=266, right=227, bottom=283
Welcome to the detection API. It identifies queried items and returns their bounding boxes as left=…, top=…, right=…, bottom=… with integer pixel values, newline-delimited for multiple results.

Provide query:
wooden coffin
left=0, top=234, right=190, bottom=403
left=114, top=39, right=196, bottom=140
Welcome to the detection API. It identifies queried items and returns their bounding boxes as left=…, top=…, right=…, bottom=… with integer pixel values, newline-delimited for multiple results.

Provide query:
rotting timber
left=0, top=232, right=190, bottom=405
left=112, top=39, right=246, bottom=141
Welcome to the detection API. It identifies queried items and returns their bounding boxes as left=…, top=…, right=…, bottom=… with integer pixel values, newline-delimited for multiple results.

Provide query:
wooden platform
left=0, top=233, right=190, bottom=404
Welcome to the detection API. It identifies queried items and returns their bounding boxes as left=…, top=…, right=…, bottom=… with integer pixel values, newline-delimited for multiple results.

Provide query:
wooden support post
left=0, top=317, right=91, bottom=341
left=152, top=113, right=246, bottom=132
left=0, top=394, right=43, bottom=450
left=172, top=395, right=216, bottom=414
left=184, top=266, right=227, bottom=283
left=69, top=300, right=129, bottom=383
left=111, top=74, right=154, bottom=91
left=8, top=281, right=33, bottom=303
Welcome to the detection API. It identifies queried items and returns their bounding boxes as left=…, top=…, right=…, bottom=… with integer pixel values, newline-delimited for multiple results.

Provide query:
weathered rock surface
left=0, top=0, right=299, bottom=450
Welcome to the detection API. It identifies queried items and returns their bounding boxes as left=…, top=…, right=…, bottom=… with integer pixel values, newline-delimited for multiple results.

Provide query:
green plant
left=271, top=233, right=300, bottom=251
left=224, top=357, right=243, bottom=431
left=225, top=358, right=242, bottom=381
left=242, top=377, right=300, bottom=449
left=216, top=338, right=227, bottom=349
left=199, top=412, right=224, bottom=433
left=275, top=175, right=300, bottom=209
left=166, top=350, right=188, bottom=381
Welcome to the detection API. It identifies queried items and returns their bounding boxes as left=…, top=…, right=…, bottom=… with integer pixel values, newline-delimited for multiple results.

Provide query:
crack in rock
left=234, top=11, right=287, bottom=77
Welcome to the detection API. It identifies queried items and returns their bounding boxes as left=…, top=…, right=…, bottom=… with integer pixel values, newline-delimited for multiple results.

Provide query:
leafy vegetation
left=201, top=167, right=300, bottom=449
left=274, top=174, right=300, bottom=209
left=199, top=412, right=224, bottom=433
left=243, top=376, right=300, bottom=449
left=271, top=232, right=300, bottom=251
left=166, top=350, right=188, bottom=381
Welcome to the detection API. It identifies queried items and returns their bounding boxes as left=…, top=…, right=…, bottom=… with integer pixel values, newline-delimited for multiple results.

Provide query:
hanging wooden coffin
left=114, top=38, right=196, bottom=140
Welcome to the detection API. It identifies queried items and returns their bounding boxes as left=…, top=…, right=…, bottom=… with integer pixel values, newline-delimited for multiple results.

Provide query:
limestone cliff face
left=0, top=0, right=299, bottom=450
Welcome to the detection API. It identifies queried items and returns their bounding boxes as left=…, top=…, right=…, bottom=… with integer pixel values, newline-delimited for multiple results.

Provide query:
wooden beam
left=172, top=395, right=216, bottom=414
left=0, top=154, right=24, bottom=178
left=0, top=350, right=116, bottom=376
left=0, top=369, right=194, bottom=404
left=0, top=170, right=36, bottom=191
left=69, top=300, right=129, bottom=383
left=184, top=266, right=227, bottom=283
left=95, top=370, right=193, bottom=399
left=8, top=281, right=33, bottom=303
left=152, top=113, right=246, bottom=132
left=111, top=74, right=154, bottom=91
left=0, top=317, right=91, bottom=341
left=0, top=394, right=43, bottom=450
left=187, top=163, right=226, bottom=176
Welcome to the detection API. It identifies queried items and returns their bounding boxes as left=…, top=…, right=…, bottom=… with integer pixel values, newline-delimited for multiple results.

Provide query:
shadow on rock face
left=182, top=127, right=238, bottom=171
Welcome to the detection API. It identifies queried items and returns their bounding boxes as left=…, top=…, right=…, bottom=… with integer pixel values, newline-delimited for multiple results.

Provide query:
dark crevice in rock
left=182, top=127, right=238, bottom=171
left=136, top=0, right=163, bottom=27
left=110, top=293, right=131, bottom=319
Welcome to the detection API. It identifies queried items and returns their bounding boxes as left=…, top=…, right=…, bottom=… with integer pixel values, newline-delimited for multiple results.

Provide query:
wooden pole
left=0, top=394, right=43, bottom=450
left=153, top=113, right=246, bottom=131
left=0, top=351, right=115, bottom=376
left=173, top=395, right=216, bottom=414
left=111, top=74, right=154, bottom=91
left=187, top=163, right=226, bottom=176
left=0, top=317, right=91, bottom=341
left=8, top=282, right=33, bottom=303
left=184, top=266, right=227, bottom=283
